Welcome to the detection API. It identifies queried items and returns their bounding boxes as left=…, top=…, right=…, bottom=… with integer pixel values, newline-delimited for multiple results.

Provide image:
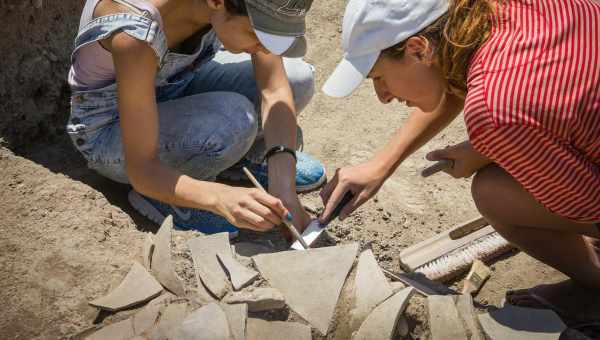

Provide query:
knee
left=284, top=58, right=315, bottom=113
left=218, top=92, right=258, bottom=157
left=471, top=165, right=506, bottom=223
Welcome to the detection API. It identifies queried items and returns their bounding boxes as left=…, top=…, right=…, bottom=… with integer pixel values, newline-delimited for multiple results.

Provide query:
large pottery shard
left=253, top=243, right=359, bottom=335
left=187, top=233, right=231, bottom=298
left=90, top=261, right=162, bottom=311
left=428, top=295, right=467, bottom=340
left=173, top=303, right=231, bottom=340
left=222, top=303, right=248, bottom=340
left=350, top=249, right=393, bottom=331
left=143, top=303, right=187, bottom=340
left=87, top=319, right=135, bottom=340
left=152, top=216, right=185, bottom=296
left=478, top=304, right=566, bottom=340
left=353, top=287, right=415, bottom=340
left=246, top=318, right=311, bottom=340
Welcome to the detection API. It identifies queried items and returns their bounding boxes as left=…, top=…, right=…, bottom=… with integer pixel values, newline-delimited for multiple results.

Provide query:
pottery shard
left=222, top=303, right=248, bottom=340
left=353, top=287, right=415, bottom=340
left=223, top=287, right=286, bottom=312
left=428, top=295, right=468, bottom=340
left=246, top=318, right=311, bottom=340
left=152, top=216, right=185, bottom=296
left=217, top=252, right=259, bottom=290
left=455, top=294, right=484, bottom=340
left=90, top=261, right=163, bottom=312
left=478, top=304, right=566, bottom=340
left=391, top=282, right=406, bottom=292
left=143, top=233, right=154, bottom=270
left=87, top=318, right=135, bottom=340
left=351, top=249, right=394, bottom=331
left=187, top=233, right=231, bottom=298
left=143, top=302, right=187, bottom=340
left=172, top=303, right=231, bottom=340
left=132, top=293, right=174, bottom=335
left=253, top=243, right=359, bottom=335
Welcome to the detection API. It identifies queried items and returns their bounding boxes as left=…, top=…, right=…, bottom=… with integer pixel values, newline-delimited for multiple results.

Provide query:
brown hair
left=383, top=0, right=499, bottom=99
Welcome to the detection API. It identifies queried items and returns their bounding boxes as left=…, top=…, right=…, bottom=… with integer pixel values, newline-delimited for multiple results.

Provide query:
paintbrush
left=242, top=167, right=308, bottom=249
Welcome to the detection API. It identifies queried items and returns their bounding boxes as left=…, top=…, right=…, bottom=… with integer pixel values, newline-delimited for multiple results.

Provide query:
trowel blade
left=290, top=219, right=324, bottom=250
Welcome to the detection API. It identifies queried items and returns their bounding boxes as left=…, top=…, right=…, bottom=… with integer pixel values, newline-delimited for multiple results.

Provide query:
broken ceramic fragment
left=456, top=294, right=484, bottom=340
left=90, top=261, right=162, bottom=312
left=428, top=295, right=468, bottom=340
left=217, top=252, right=259, bottom=290
left=87, top=318, right=134, bottom=340
left=353, top=287, right=415, bottom=340
left=173, top=303, right=231, bottom=340
left=187, top=233, right=231, bottom=298
left=142, top=233, right=154, bottom=270
left=152, top=216, right=185, bottom=296
left=253, top=243, right=359, bottom=335
left=350, top=249, right=394, bottom=331
left=132, top=293, right=174, bottom=335
left=223, top=287, right=285, bottom=312
left=246, top=318, right=311, bottom=340
left=478, top=304, right=566, bottom=340
left=222, top=303, right=247, bottom=340
left=142, top=302, right=187, bottom=340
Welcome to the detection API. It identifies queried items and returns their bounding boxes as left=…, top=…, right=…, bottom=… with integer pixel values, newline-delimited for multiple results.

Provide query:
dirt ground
left=1, top=1, right=572, bottom=339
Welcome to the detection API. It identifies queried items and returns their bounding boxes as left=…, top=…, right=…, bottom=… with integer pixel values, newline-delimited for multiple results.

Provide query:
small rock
left=223, top=288, right=285, bottom=312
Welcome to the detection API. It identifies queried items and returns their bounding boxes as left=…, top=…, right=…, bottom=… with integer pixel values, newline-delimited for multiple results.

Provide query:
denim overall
left=67, top=0, right=315, bottom=184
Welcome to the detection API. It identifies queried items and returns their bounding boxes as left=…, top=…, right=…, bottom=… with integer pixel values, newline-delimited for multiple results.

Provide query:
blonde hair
left=383, top=0, right=499, bottom=99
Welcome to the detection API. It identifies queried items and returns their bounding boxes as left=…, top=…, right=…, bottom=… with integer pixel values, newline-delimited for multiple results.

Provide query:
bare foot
left=506, top=280, right=600, bottom=324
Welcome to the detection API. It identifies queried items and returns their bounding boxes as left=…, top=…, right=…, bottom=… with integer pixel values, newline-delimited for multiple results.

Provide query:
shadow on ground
left=12, top=136, right=159, bottom=233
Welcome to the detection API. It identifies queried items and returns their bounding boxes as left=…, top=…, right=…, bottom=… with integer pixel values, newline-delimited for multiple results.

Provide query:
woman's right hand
left=319, top=160, right=388, bottom=223
left=215, top=186, right=289, bottom=232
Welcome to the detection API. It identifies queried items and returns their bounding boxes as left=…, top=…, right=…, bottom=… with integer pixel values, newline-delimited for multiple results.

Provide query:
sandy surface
left=0, top=0, right=573, bottom=339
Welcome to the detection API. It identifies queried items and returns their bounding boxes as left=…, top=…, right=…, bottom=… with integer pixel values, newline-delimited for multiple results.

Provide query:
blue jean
left=68, top=50, right=315, bottom=184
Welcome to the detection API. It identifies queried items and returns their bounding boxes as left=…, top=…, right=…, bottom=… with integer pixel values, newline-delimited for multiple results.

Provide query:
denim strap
left=72, top=12, right=168, bottom=66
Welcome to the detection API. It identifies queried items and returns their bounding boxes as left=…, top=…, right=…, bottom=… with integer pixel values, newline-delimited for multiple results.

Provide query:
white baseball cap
left=322, top=0, right=448, bottom=97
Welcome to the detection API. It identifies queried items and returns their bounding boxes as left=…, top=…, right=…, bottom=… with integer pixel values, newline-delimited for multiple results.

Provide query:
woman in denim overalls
left=67, top=0, right=326, bottom=236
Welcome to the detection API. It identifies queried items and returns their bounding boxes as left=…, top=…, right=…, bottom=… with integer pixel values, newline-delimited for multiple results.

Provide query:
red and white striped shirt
left=464, top=0, right=600, bottom=222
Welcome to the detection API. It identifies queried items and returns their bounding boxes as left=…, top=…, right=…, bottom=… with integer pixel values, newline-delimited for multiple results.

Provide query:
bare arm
left=252, top=51, right=311, bottom=230
left=110, top=33, right=287, bottom=231
left=371, top=93, right=465, bottom=178
left=320, top=93, right=465, bottom=221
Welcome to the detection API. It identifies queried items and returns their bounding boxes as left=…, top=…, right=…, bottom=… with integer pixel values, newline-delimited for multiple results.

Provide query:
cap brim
left=255, top=29, right=306, bottom=58
left=322, top=52, right=380, bottom=98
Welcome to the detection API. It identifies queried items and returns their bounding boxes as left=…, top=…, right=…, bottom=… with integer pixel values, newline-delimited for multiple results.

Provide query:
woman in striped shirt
left=321, top=0, right=600, bottom=324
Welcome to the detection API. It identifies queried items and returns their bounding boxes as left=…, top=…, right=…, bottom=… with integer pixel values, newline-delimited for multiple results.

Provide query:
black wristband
left=264, top=145, right=297, bottom=162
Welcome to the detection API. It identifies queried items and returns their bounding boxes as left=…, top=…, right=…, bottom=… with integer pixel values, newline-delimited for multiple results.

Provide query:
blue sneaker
left=220, top=151, right=326, bottom=193
left=128, top=190, right=239, bottom=238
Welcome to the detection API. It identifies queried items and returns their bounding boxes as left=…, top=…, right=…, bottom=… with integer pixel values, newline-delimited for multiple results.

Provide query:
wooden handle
left=421, top=159, right=454, bottom=177
left=449, top=217, right=488, bottom=240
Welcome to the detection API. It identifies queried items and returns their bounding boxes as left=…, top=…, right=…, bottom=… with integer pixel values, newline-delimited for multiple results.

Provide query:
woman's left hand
left=426, top=141, right=491, bottom=178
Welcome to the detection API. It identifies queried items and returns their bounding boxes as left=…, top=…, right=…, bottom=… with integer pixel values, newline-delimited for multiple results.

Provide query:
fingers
left=320, top=169, right=339, bottom=207
left=245, top=198, right=283, bottom=227
left=238, top=210, right=274, bottom=231
left=319, top=182, right=348, bottom=223
left=252, top=189, right=288, bottom=219
left=426, top=148, right=448, bottom=161
left=339, top=191, right=367, bottom=221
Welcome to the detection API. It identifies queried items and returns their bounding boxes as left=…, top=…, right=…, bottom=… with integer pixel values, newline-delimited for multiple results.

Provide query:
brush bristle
left=416, top=232, right=513, bottom=282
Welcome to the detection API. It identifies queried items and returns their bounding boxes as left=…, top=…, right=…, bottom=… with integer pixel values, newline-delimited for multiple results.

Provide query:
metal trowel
left=291, top=191, right=355, bottom=250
